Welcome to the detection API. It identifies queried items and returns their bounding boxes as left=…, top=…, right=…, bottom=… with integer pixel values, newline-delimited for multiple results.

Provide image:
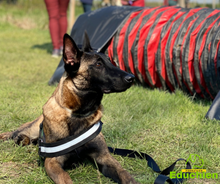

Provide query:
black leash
left=38, top=122, right=191, bottom=183
left=108, top=147, right=191, bottom=184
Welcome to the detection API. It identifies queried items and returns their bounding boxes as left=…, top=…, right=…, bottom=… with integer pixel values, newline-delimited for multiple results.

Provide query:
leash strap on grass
left=108, top=147, right=191, bottom=184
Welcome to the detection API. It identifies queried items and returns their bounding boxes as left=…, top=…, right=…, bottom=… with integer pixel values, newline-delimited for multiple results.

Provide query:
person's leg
left=82, top=3, right=92, bottom=12
left=44, top=0, right=60, bottom=51
left=58, top=0, right=70, bottom=51
left=82, top=3, right=86, bottom=13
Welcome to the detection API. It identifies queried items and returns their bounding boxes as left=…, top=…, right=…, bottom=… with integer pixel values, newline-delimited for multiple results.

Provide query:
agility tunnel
left=49, top=6, right=220, bottom=99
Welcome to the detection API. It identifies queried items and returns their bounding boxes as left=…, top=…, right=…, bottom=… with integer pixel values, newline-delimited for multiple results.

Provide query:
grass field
left=0, top=1, right=220, bottom=184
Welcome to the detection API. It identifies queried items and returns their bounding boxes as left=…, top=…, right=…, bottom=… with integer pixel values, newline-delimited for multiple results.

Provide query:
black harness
left=38, top=121, right=102, bottom=158
left=38, top=122, right=191, bottom=184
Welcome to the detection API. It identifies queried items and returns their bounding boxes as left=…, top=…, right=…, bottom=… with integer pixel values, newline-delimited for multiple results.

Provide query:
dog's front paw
left=0, top=132, right=12, bottom=141
left=119, top=170, right=140, bottom=184
left=12, top=134, right=31, bottom=146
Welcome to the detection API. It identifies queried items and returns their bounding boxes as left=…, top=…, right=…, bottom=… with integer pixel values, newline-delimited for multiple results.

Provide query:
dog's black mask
left=63, top=33, right=135, bottom=94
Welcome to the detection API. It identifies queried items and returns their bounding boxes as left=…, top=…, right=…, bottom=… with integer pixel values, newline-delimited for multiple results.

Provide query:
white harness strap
left=39, top=121, right=103, bottom=157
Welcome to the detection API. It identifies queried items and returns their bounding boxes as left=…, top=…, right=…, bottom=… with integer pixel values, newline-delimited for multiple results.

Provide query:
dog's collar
left=38, top=121, right=103, bottom=158
left=65, top=101, right=101, bottom=119
left=63, top=107, right=98, bottom=118
left=71, top=109, right=97, bottom=118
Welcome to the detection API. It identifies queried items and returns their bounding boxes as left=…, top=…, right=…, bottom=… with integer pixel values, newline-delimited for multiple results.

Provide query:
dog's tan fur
left=0, top=33, right=138, bottom=184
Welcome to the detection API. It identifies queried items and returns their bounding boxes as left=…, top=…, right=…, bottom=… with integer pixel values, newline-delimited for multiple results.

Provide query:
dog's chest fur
left=42, top=75, right=103, bottom=143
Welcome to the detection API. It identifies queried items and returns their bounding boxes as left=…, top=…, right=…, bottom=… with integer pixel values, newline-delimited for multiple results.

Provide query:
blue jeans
left=82, top=3, right=92, bottom=12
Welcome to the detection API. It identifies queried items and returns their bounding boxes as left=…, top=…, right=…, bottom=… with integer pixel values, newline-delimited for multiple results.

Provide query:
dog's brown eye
left=96, top=62, right=102, bottom=67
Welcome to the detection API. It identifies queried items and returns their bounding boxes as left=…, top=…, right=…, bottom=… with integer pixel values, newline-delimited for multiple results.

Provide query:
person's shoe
left=52, top=49, right=60, bottom=58
left=59, top=46, right=63, bottom=56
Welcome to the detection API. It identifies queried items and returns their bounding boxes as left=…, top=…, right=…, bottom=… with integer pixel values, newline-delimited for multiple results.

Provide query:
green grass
left=0, top=1, right=220, bottom=184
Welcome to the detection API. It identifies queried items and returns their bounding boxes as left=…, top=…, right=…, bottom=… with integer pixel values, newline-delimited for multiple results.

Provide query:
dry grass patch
left=1, top=15, right=37, bottom=29
left=0, top=162, right=20, bottom=179
left=0, top=161, right=37, bottom=180
left=187, top=178, right=217, bottom=184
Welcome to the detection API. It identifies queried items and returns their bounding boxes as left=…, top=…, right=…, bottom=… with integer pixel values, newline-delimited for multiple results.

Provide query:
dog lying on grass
left=0, top=33, right=138, bottom=184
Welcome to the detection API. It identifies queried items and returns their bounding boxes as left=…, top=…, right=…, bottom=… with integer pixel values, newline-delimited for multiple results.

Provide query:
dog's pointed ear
left=82, top=32, right=93, bottom=52
left=63, top=34, right=82, bottom=75
left=63, top=33, right=81, bottom=66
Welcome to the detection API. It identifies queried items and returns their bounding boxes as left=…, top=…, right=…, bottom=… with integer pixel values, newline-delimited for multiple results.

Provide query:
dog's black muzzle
left=123, top=73, right=135, bottom=84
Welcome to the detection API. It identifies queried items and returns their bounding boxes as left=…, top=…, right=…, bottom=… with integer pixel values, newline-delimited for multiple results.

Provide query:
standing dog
left=0, top=33, right=138, bottom=184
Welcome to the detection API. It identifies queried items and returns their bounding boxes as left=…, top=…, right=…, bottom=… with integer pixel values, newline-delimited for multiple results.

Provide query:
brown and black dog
left=0, top=33, right=138, bottom=184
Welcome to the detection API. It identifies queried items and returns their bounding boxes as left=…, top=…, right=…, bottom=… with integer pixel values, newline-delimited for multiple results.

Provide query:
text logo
left=170, top=154, right=218, bottom=180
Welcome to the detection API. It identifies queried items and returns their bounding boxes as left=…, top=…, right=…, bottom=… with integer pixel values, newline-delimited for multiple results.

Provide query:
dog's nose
left=124, top=74, right=135, bottom=84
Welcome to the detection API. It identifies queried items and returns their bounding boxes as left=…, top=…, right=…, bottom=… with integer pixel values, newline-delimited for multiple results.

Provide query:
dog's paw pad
left=0, top=132, right=12, bottom=140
